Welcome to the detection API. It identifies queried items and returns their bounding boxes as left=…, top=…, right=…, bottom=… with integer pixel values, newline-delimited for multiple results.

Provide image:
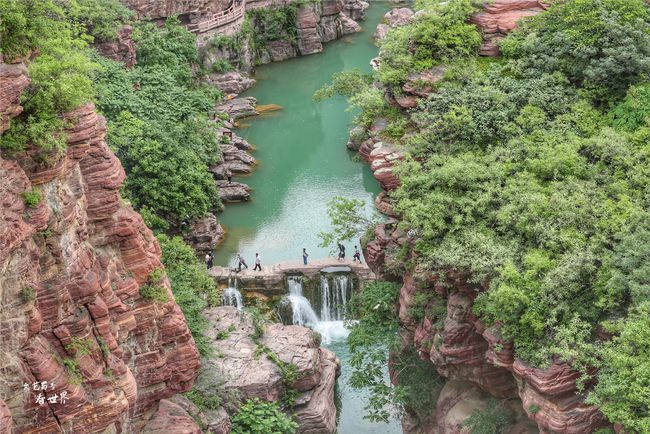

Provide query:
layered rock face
left=121, top=0, right=231, bottom=21
left=470, top=0, right=547, bottom=56
left=0, top=65, right=200, bottom=432
left=383, top=267, right=611, bottom=433
left=94, top=25, right=137, bottom=68
left=199, top=0, right=364, bottom=75
left=197, top=307, right=340, bottom=433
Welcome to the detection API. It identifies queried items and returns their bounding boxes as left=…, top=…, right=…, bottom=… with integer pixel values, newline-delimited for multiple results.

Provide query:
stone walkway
left=208, top=257, right=376, bottom=290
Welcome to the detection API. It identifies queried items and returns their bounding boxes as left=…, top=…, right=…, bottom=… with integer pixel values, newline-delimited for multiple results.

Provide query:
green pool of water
left=215, top=5, right=389, bottom=268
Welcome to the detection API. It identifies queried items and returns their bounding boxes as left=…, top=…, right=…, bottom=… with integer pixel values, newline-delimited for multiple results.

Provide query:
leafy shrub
left=158, top=235, right=216, bottom=355
left=212, top=59, right=234, bottom=73
left=139, top=267, right=169, bottom=303
left=0, top=0, right=99, bottom=157
left=20, top=287, right=36, bottom=303
left=22, top=190, right=42, bottom=207
left=62, top=358, right=83, bottom=385
left=377, top=0, right=482, bottom=86
left=501, top=0, right=650, bottom=102
left=230, top=399, right=298, bottom=434
left=185, top=389, right=221, bottom=411
left=587, top=302, right=650, bottom=432
left=62, top=0, right=133, bottom=42
left=462, top=399, right=512, bottom=434
left=65, top=337, right=94, bottom=357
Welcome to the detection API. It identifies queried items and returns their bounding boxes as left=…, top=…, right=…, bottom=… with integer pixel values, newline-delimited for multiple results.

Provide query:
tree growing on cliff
left=318, top=197, right=379, bottom=252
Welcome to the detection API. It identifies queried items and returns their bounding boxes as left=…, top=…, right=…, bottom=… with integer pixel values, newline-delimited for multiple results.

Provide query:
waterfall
left=320, top=276, right=331, bottom=321
left=284, top=276, right=319, bottom=327
left=278, top=274, right=354, bottom=344
left=221, top=275, right=244, bottom=310
left=320, top=274, right=353, bottom=321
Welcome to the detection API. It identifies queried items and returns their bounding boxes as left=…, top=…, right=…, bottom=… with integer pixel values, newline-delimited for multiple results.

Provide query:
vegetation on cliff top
left=94, top=17, right=223, bottom=230
left=0, top=2, right=222, bottom=230
left=324, top=0, right=650, bottom=430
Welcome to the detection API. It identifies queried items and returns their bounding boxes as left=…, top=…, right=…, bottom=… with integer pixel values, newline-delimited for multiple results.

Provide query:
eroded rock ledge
left=0, top=64, right=200, bottom=432
left=192, top=306, right=340, bottom=433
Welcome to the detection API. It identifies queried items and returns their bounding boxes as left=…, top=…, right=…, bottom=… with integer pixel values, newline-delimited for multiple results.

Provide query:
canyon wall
left=0, top=62, right=200, bottom=432
left=357, top=3, right=613, bottom=432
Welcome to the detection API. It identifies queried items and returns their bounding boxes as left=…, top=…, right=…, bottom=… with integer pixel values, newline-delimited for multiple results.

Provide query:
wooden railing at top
left=187, top=1, right=246, bottom=33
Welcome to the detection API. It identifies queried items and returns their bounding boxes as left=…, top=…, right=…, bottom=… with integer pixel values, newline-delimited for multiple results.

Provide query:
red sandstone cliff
left=0, top=62, right=200, bottom=432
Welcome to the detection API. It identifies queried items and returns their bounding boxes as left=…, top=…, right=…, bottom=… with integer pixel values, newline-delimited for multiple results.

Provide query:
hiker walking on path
left=226, top=168, right=232, bottom=185
left=254, top=253, right=262, bottom=271
left=237, top=253, right=248, bottom=272
left=205, top=252, right=213, bottom=269
left=337, top=243, right=346, bottom=260
left=302, top=248, right=309, bottom=265
left=353, top=246, right=362, bottom=263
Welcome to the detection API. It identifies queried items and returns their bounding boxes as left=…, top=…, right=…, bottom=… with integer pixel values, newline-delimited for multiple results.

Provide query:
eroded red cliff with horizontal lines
left=0, top=61, right=200, bottom=433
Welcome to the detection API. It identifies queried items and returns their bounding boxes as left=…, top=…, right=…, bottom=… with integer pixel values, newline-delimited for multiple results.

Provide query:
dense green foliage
left=94, top=18, right=222, bottom=229
left=377, top=0, right=482, bottom=86
left=0, top=0, right=100, bottom=158
left=501, top=0, right=650, bottom=102
left=158, top=235, right=217, bottom=356
left=138, top=267, right=169, bottom=303
left=462, top=399, right=512, bottom=434
left=345, top=0, right=650, bottom=429
left=230, top=399, right=298, bottom=434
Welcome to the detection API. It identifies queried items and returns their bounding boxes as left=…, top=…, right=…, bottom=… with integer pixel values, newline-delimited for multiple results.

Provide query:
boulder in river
left=217, top=180, right=251, bottom=202
left=216, top=97, right=259, bottom=119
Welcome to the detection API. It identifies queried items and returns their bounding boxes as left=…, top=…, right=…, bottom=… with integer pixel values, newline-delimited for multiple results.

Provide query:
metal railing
left=187, top=1, right=246, bottom=33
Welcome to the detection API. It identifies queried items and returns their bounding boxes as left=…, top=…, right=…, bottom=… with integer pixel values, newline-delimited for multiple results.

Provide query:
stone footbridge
left=208, top=257, right=376, bottom=293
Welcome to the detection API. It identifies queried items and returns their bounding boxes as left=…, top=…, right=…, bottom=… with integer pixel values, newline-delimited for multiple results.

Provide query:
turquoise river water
left=215, top=3, right=402, bottom=433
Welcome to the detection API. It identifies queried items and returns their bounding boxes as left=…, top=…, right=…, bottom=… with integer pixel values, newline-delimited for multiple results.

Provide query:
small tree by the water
left=318, top=197, right=379, bottom=253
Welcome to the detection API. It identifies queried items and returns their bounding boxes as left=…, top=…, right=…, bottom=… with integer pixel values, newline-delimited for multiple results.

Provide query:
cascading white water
left=221, top=275, right=244, bottom=310
left=320, top=274, right=352, bottom=321
left=279, top=274, right=355, bottom=343
left=286, top=276, right=319, bottom=327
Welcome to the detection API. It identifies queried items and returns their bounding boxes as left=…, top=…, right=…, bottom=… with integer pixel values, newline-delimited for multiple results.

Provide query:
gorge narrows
left=214, top=3, right=401, bottom=432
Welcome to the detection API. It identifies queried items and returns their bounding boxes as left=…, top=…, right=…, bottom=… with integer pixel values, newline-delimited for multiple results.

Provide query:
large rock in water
left=374, top=7, right=414, bottom=41
left=208, top=71, right=256, bottom=95
left=216, top=179, right=251, bottom=202
left=215, top=96, right=258, bottom=119
left=0, top=59, right=200, bottom=432
left=200, top=307, right=340, bottom=433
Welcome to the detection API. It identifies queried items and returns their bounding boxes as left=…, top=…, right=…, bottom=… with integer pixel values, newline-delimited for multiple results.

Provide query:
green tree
left=230, top=399, right=298, bottom=434
left=501, top=0, right=650, bottom=102
left=158, top=235, right=217, bottom=356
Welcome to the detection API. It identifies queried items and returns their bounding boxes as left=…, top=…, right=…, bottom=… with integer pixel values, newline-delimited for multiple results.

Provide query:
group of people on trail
left=337, top=243, right=362, bottom=263
left=205, top=246, right=362, bottom=270
left=235, top=252, right=262, bottom=271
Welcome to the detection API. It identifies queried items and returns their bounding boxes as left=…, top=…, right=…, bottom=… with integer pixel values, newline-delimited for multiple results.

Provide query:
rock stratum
left=0, top=62, right=200, bottom=433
